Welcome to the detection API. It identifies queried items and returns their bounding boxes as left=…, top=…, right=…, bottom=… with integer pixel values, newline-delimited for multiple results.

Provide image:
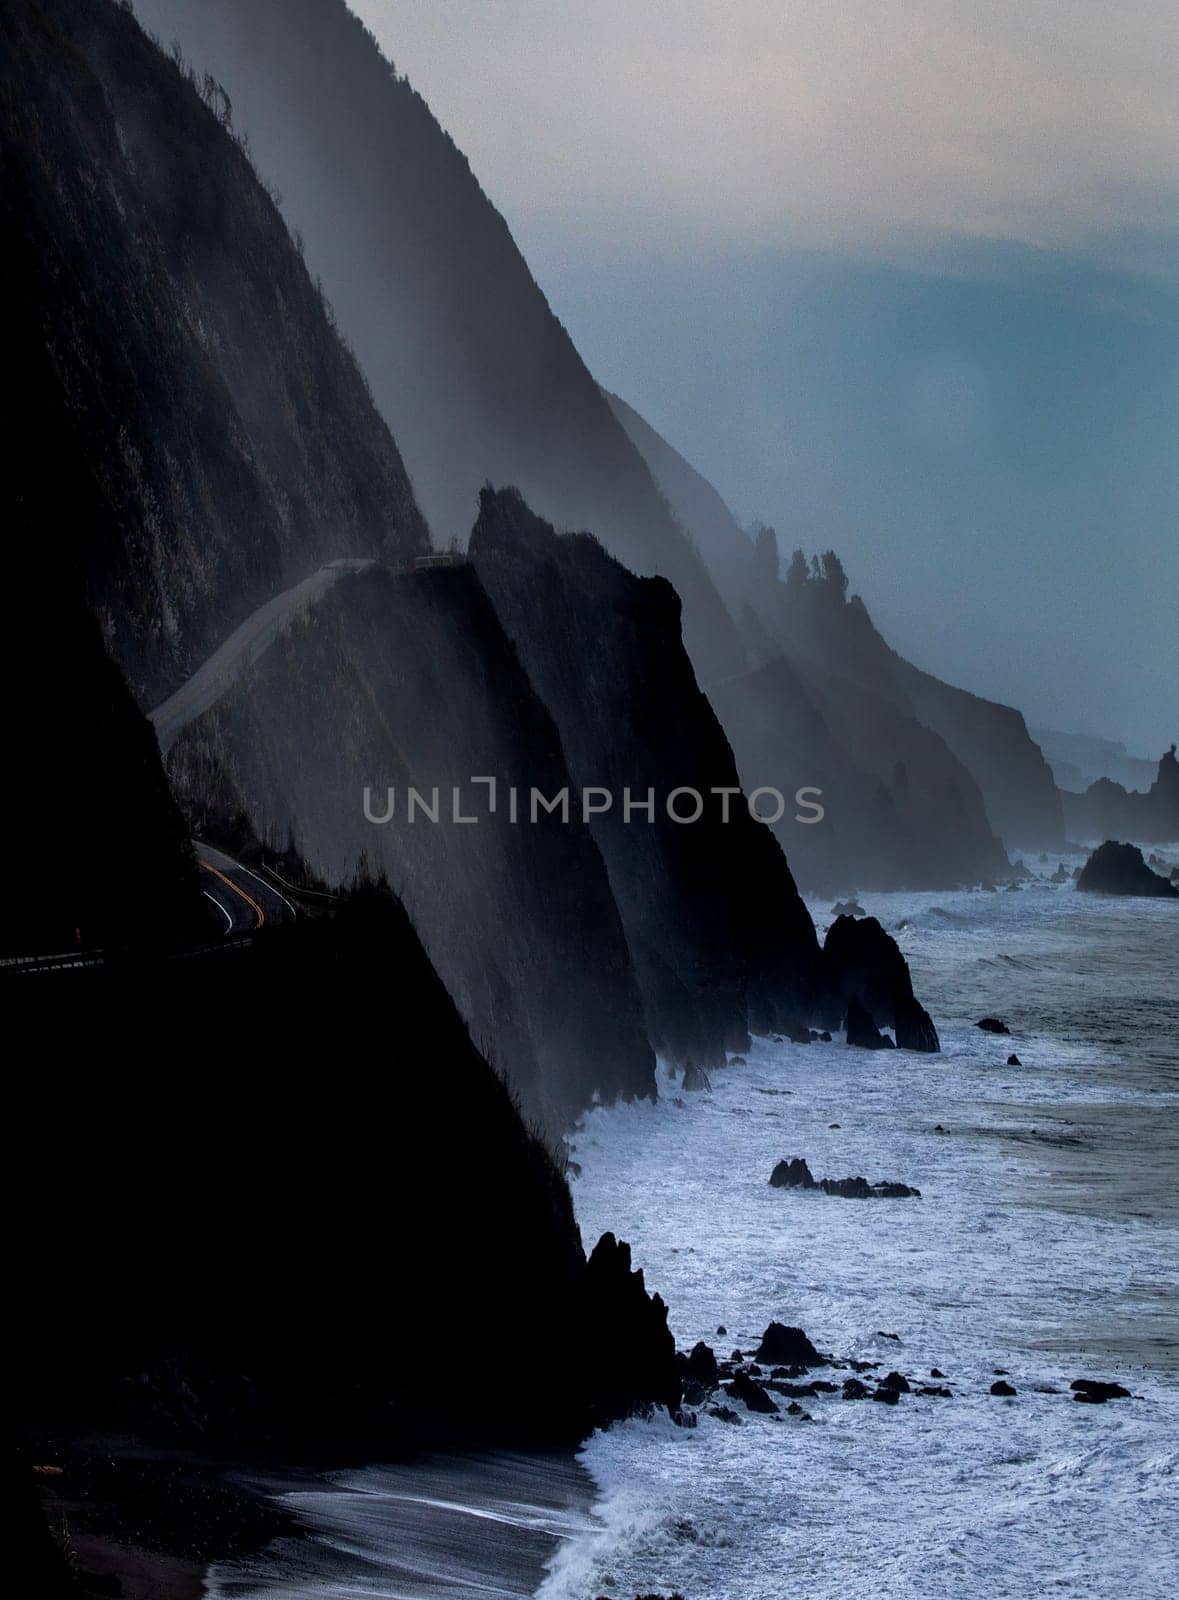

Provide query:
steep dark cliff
left=4, top=0, right=426, bottom=709
left=469, top=487, right=824, bottom=1063
left=166, top=561, right=657, bottom=1129
left=129, top=0, right=745, bottom=682
left=10, top=886, right=680, bottom=1459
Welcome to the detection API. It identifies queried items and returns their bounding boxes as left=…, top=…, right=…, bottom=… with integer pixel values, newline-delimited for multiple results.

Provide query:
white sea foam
left=541, top=875, right=1179, bottom=1599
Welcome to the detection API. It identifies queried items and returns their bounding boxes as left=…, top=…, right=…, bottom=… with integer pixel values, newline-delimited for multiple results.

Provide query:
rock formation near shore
left=1062, top=747, right=1179, bottom=846
left=822, top=915, right=940, bottom=1051
left=469, top=487, right=824, bottom=1065
left=1076, top=840, right=1179, bottom=898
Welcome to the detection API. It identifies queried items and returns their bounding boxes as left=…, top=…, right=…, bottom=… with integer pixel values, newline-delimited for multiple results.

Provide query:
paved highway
left=197, top=842, right=295, bottom=933
left=150, top=559, right=375, bottom=754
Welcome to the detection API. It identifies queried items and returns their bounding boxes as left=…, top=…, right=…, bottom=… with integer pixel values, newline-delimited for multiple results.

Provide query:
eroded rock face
left=470, top=487, right=825, bottom=1066
left=1076, top=841, right=1179, bottom=899
left=823, top=916, right=940, bottom=1052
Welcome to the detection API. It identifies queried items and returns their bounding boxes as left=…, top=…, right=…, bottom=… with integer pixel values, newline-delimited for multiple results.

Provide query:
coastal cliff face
left=167, top=561, right=657, bottom=1129
left=1062, top=747, right=1179, bottom=846
left=11, top=887, right=681, bottom=1458
left=470, top=487, right=824, bottom=1063
left=129, top=0, right=745, bottom=683
left=608, top=395, right=1063, bottom=879
left=5, top=0, right=426, bottom=709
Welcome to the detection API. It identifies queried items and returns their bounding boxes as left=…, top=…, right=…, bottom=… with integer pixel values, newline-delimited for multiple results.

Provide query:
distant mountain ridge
left=608, top=394, right=1064, bottom=874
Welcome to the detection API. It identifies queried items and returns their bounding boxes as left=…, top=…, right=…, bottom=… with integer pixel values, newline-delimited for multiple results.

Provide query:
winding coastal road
left=149, top=558, right=375, bottom=755
left=197, top=842, right=295, bottom=933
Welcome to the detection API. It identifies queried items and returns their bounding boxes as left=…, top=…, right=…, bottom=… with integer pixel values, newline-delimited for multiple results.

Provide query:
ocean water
left=208, top=865, right=1178, bottom=1598
left=542, top=868, right=1179, bottom=1600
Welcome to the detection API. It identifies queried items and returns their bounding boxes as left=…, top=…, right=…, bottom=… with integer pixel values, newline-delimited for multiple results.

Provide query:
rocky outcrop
left=1076, top=841, right=1179, bottom=899
left=1062, top=748, right=1179, bottom=846
left=822, top=915, right=940, bottom=1051
left=755, top=1323, right=824, bottom=1367
left=469, top=488, right=824, bottom=1066
left=582, top=1235, right=682, bottom=1426
left=1071, top=1379, right=1131, bottom=1403
left=769, top=1158, right=921, bottom=1199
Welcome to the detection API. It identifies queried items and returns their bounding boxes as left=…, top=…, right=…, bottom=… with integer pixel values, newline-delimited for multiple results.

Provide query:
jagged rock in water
left=846, top=994, right=895, bottom=1050
left=769, top=1157, right=819, bottom=1189
left=681, top=1066, right=713, bottom=1092
left=723, top=1371, right=780, bottom=1415
left=582, top=1234, right=682, bottom=1426
left=823, top=916, right=940, bottom=1051
left=1076, top=841, right=1179, bottom=899
left=872, top=1385, right=901, bottom=1405
left=769, top=1157, right=920, bottom=1199
left=755, top=1323, right=823, bottom=1368
left=879, top=1371, right=911, bottom=1393
left=1007, top=1054, right=1022, bottom=1066
left=1070, top=1379, right=1132, bottom=1403
left=990, top=1380, right=1018, bottom=1396
left=682, top=1342, right=720, bottom=1388
left=978, top=1017, right=1011, bottom=1034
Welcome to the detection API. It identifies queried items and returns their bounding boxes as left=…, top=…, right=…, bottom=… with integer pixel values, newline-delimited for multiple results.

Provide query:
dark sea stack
left=1007, top=1053, right=1022, bottom=1065
left=823, top=916, right=940, bottom=1052
left=990, top=1380, right=1018, bottom=1396
left=169, top=563, right=656, bottom=1129
left=684, top=1342, right=721, bottom=1388
left=582, top=1235, right=682, bottom=1426
left=469, top=487, right=825, bottom=1064
left=770, top=1157, right=819, bottom=1189
left=755, top=1323, right=823, bottom=1368
left=978, top=1017, right=1011, bottom=1034
left=1076, top=841, right=1179, bottom=899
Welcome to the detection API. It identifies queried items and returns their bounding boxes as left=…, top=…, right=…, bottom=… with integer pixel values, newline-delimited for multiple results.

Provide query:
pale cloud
left=349, top=1, right=1178, bottom=265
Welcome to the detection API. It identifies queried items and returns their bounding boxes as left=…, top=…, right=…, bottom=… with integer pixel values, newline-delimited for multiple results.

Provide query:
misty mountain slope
left=469, top=487, right=824, bottom=1063
left=167, top=562, right=657, bottom=1129
left=11, top=885, right=679, bottom=1456
left=128, top=0, right=746, bottom=682
left=609, top=393, right=1057, bottom=866
left=604, top=389, right=754, bottom=614
left=4, top=0, right=427, bottom=709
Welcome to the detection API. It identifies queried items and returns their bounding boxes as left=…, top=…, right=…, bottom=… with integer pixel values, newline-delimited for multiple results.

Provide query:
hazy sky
left=350, top=1, right=1178, bottom=754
